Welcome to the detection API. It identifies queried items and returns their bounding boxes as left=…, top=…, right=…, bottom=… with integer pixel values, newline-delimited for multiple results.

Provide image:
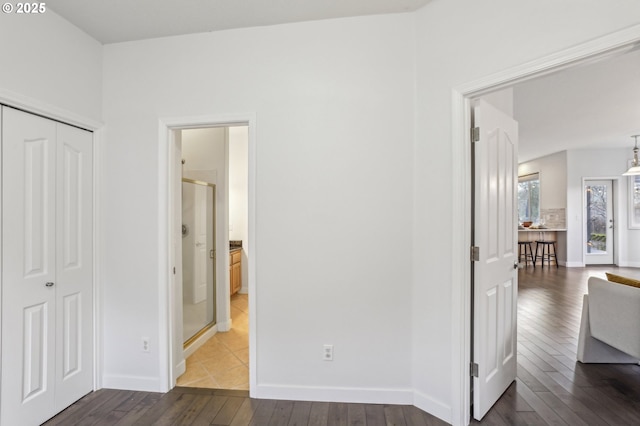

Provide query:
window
left=518, top=173, right=540, bottom=223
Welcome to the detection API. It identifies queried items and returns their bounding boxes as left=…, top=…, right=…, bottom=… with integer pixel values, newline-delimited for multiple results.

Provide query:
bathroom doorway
left=174, top=125, right=250, bottom=390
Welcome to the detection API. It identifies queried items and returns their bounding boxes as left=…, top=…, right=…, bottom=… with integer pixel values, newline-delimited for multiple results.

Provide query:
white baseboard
left=175, top=359, right=186, bottom=379
left=618, top=261, right=640, bottom=268
left=217, top=318, right=232, bottom=332
left=255, top=384, right=413, bottom=405
left=413, top=390, right=452, bottom=425
left=565, top=261, right=585, bottom=268
left=102, top=374, right=163, bottom=392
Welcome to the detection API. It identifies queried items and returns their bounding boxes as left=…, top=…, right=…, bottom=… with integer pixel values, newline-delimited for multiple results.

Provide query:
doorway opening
left=454, top=30, right=640, bottom=425
left=162, top=118, right=255, bottom=394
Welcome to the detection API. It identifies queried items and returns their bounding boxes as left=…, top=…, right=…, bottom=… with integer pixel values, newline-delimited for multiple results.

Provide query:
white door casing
left=1, top=107, right=93, bottom=425
left=584, top=179, right=614, bottom=265
left=171, top=134, right=185, bottom=384
left=473, top=100, right=518, bottom=420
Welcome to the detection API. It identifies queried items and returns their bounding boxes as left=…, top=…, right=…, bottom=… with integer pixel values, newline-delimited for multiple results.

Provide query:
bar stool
left=518, top=241, right=536, bottom=268
left=535, top=240, right=558, bottom=268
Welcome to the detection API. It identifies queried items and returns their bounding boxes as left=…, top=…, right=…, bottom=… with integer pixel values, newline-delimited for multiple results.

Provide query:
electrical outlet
left=142, top=337, right=150, bottom=353
left=323, top=344, right=333, bottom=361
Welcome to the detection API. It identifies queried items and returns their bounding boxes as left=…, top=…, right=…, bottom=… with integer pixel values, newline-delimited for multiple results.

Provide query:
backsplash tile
left=541, top=208, right=566, bottom=229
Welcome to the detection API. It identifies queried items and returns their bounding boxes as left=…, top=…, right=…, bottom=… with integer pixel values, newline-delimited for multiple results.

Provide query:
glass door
left=584, top=180, right=614, bottom=265
left=181, top=178, right=216, bottom=345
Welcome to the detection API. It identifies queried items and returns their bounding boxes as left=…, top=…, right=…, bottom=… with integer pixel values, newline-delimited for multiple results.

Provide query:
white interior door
left=1, top=107, right=93, bottom=425
left=473, top=99, right=518, bottom=420
left=584, top=180, right=614, bottom=265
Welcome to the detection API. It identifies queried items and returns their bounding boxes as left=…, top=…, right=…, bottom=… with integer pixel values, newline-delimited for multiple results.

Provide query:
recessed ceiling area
left=514, top=46, right=640, bottom=163
left=46, top=0, right=432, bottom=44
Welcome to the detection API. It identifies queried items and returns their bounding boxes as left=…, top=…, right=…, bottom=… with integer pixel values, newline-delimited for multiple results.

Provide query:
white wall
left=5, top=2, right=639, bottom=424
left=102, top=14, right=414, bottom=399
left=182, top=128, right=226, bottom=179
left=0, top=11, right=102, bottom=121
left=566, top=148, right=640, bottom=267
left=229, top=126, right=249, bottom=292
left=412, top=0, right=640, bottom=423
left=518, top=151, right=567, bottom=213
left=480, top=88, right=513, bottom=117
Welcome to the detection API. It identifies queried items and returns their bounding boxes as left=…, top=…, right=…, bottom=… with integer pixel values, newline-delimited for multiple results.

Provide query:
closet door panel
left=1, top=107, right=94, bottom=425
left=1, top=106, right=58, bottom=426
left=55, top=122, right=93, bottom=409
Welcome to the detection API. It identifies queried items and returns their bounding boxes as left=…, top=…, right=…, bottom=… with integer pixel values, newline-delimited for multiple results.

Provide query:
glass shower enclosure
left=181, top=178, right=216, bottom=346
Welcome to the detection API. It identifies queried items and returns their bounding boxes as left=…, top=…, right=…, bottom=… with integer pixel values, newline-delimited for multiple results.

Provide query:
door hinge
left=471, top=246, right=480, bottom=262
left=470, top=362, right=479, bottom=377
left=471, top=127, right=480, bottom=143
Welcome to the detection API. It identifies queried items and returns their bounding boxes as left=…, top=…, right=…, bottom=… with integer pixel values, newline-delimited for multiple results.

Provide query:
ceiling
left=46, top=0, right=431, bottom=44
left=514, top=47, right=640, bottom=163
left=46, top=1, right=640, bottom=163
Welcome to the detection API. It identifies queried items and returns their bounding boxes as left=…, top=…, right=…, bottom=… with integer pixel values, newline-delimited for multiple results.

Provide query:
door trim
left=450, top=25, right=640, bottom=426
left=158, top=113, right=257, bottom=395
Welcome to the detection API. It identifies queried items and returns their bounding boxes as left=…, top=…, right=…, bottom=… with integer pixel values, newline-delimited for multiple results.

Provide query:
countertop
left=518, top=228, right=566, bottom=232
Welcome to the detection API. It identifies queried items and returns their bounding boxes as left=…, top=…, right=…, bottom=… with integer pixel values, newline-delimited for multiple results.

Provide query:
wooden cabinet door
left=231, top=261, right=241, bottom=294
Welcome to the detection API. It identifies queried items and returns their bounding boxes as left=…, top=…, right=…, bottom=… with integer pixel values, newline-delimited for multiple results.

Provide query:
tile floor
left=176, top=293, right=249, bottom=390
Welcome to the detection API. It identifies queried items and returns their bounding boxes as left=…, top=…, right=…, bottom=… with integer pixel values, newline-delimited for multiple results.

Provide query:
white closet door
left=54, top=121, right=93, bottom=411
left=1, top=107, right=93, bottom=425
left=2, top=107, right=58, bottom=425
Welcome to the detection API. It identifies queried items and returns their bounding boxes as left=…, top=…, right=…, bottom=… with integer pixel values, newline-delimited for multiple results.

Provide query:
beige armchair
left=577, top=276, right=640, bottom=363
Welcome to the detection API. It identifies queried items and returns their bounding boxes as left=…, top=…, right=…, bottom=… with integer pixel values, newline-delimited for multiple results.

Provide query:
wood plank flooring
left=42, top=387, right=448, bottom=425
left=44, top=266, right=640, bottom=425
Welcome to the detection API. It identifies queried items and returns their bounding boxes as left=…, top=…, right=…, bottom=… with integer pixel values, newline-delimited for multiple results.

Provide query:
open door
left=472, top=99, right=518, bottom=420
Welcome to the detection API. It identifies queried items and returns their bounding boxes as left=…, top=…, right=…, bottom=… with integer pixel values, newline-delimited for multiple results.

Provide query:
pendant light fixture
left=623, top=135, right=640, bottom=176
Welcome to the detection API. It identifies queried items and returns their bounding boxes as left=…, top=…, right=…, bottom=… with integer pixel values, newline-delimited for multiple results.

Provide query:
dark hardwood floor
left=44, top=266, right=640, bottom=425
left=42, top=386, right=448, bottom=425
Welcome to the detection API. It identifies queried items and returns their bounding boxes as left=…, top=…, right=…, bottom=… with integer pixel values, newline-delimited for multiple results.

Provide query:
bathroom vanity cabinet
left=230, top=249, right=242, bottom=295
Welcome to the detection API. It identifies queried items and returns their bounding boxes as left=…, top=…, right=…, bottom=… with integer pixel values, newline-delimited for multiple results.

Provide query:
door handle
left=513, top=262, right=519, bottom=270
left=45, top=282, right=54, bottom=287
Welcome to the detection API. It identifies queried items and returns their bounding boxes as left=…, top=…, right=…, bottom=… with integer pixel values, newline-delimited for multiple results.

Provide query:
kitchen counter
left=518, top=228, right=565, bottom=245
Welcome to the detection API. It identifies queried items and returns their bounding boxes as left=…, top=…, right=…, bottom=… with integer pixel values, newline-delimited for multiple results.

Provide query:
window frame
left=518, top=172, right=540, bottom=223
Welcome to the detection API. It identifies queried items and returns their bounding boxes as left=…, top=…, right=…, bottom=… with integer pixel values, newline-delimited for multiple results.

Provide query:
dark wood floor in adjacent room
left=45, top=266, right=640, bottom=425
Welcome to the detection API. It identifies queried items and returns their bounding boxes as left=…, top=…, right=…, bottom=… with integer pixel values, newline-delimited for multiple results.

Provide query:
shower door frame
left=181, top=178, right=217, bottom=347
